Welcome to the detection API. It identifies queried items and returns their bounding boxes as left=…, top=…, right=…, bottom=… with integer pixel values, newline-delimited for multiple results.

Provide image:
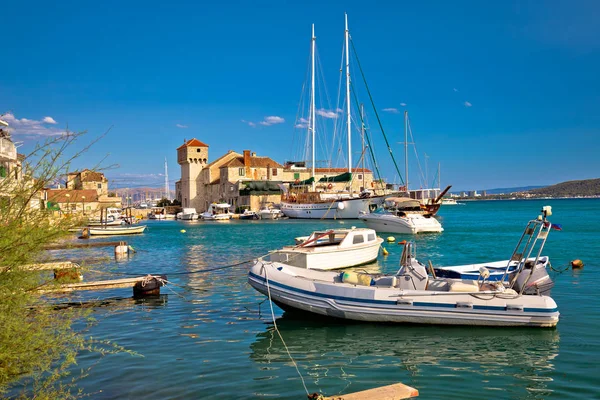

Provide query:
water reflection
left=250, top=315, right=559, bottom=397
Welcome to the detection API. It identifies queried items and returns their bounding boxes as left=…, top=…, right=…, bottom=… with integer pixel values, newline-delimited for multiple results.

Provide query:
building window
left=197, top=149, right=201, bottom=152
left=239, top=168, right=245, bottom=176
left=352, top=235, right=365, bottom=244
left=272, top=168, right=277, bottom=176
left=294, top=172, right=300, bottom=180
left=230, top=186, right=234, bottom=191
left=97, top=183, right=102, bottom=189
left=357, top=174, right=363, bottom=180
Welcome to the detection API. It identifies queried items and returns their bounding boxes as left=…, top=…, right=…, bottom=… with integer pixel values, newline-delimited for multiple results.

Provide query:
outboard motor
left=513, top=261, right=554, bottom=295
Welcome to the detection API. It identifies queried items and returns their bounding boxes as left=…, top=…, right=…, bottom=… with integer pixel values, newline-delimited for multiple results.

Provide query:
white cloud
left=248, top=121, right=256, bottom=127
left=382, top=107, right=400, bottom=114
left=464, top=101, right=472, bottom=107
left=295, top=117, right=309, bottom=128
left=176, top=124, right=188, bottom=128
left=2, top=113, right=66, bottom=137
left=259, top=116, right=285, bottom=126
left=400, top=102, right=407, bottom=107
left=315, top=108, right=338, bottom=119
left=336, top=108, right=344, bottom=114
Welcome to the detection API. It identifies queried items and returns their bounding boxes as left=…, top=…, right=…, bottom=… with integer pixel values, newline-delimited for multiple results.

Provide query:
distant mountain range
left=527, top=178, right=600, bottom=197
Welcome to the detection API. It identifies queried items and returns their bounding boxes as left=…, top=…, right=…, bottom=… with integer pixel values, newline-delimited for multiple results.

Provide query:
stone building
left=176, top=137, right=380, bottom=213
left=66, top=169, right=109, bottom=196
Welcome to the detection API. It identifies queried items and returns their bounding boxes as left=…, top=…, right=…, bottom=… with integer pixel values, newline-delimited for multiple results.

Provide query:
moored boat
left=200, top=203, right=233, bottom=220
left=249, top=206, right=559, bottom=327
left=359, top=197, right=443, bottom=234
left=258, top=207, right=283, bottom=220
left=268, top=227, right=383, bottom=270
left=177, top=208, right=198, bottom=220
left=88, top=225, right=147, bottom=236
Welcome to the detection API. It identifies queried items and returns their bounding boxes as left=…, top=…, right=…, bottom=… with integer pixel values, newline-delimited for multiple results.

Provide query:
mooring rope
left=263, top=264, right=310, bottom=397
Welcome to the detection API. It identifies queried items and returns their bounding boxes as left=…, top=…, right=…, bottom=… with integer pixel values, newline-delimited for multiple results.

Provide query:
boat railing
left=502, top=206, right=552, bottom=293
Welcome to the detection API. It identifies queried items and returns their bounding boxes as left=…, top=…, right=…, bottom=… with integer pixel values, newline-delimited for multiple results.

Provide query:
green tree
left=0, top=130, right=121, bottom=398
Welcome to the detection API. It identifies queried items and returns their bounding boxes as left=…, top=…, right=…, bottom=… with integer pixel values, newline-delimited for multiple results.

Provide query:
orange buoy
left=571, top=259, right=584, bottom=269
left=398, top=240, right=407, bottom=245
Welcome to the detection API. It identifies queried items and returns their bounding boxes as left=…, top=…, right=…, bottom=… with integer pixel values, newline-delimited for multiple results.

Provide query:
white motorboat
left=441, top=198, right=459, bottom=205
left=249, top=206, right=559, bottom=327
left=148, top=207, right=166, bottom=220
left=258, top=207, right=283, bottom=220
left=239, top=209, right=260, bottom=220
left=177, top=208, right=198, bottom=220
left=200, top=203, right=233, bottom=220
left=268, top=227, right=383, bottom=270
left=88, top=225, right=147, bottom=236
left=434, top=257, right=550, bottom=281
left=359, top=197, right=443, bottom=234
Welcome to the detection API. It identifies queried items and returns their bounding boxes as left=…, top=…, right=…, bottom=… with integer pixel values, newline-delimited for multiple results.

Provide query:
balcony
left=0, top=138, right=17, bottom=161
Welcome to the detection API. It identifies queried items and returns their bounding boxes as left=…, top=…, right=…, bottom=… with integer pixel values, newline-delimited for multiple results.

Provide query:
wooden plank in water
left=323, top=382, right=419, bottom=400
left=22, top=261, right=81, bottom=271
left=42, top=275, right=163, bottom=292
left=43, top=241, right=127, bottom=250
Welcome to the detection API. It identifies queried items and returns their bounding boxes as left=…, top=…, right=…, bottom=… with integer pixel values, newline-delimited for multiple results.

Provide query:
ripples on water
left=46, top=199, right=599, bottom=399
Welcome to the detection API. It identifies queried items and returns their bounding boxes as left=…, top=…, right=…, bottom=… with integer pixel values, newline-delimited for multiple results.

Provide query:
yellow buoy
left=180, top=229, right=186, bottom=233
left=386, top=236, right=395, bottom=242
left=382, top=247, right=389, bottom=256
left=571, top=259, right=584, bottom=269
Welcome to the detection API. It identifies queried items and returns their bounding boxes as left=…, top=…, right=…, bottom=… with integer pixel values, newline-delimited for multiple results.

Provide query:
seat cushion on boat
left=374, top=276, right=397, bottom=287
left=426, top=279, right=450, bottom=291
left=449, top=280, right=480, bottom=293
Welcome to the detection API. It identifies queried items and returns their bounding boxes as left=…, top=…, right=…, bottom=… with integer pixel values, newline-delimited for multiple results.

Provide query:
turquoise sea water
left=48, top=199, right=598, bottom=399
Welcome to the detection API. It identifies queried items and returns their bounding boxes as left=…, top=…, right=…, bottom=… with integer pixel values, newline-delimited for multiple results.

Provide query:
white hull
left=89, top=225, right=147, bottom=235
left=249, top=261, right=559, bottom=327
left=201, top=214, right=232, bottom=221
left=281, top=196, right=385, bottom=219
left=360, top=212, right=443, bottom=234
left=148, top=214, right=166, bottom=220
left=269, top=238, right=383, bottom=270
left=259, top=210, right=282, bottom=220
left=179, top=213, right=198, bottom=220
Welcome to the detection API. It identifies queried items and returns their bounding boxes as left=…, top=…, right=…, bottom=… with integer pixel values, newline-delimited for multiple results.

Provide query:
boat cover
left=319, top=172, right=352, bottom=183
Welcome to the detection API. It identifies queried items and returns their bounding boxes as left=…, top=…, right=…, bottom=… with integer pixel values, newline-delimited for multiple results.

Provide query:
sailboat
left=280, top=15, right=388, bottom=219
left=402, top=111, right=451, bottom=215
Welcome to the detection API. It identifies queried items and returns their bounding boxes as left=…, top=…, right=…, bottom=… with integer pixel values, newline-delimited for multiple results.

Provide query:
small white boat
left=359, top=197, right=443, bottom=234
left=258, top=207, right=283, bottom=220
left=268, top=227, right=383, bottom=270
left=164, top=213, right=177, bottom=220
left=177, top=208, right=198, bottom=220
left=249, top=206, right=559, bottom=327
left=441, top=198, right=459, bottom=205
left=148, top=207, right=166, bottom=220
left=434, top=257, right=550, bottom=281
left=239, top=209, right=260, bottom=220
left=200, top=203, right=233, bottom=220
left=88, top=225, right=147, bottom=236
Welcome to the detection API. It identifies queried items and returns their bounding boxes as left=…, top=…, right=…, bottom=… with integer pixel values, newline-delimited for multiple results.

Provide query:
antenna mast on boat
left=404, top=110, right=409, bottom=193
left=164, top=157, right=169, bottom=200
left=345, top=13, right=352, bottom=174
left=361, top=103, right=366, bottom=190
left=311, top=23, right=316, bottom=191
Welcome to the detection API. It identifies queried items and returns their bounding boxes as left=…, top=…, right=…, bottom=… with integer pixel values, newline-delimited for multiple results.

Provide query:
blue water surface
left=49, top=199, right=599, bottom=399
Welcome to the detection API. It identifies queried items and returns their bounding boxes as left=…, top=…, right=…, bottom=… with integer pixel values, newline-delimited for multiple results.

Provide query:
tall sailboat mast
left=311, top=24, right=316, bottom=191
left=345, top=13, right=352, bottom=174
left=404, top=110, right=409, bottom=193
left=164, top=157, right=169, bottom=200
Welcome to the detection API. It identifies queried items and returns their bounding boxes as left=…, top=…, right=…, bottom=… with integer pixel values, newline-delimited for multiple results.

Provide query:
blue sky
left=1, top=0, right=599, bottom=191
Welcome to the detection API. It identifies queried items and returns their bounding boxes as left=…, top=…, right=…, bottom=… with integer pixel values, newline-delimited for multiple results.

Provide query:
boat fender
left=382, top=247, right=389, bottom=256
left=337, top=202, right=345, bottom=210
left=327, top=183, right=333, bottom=189
left=386, top=236, right=395, bottom=242
left=397, top=240, right=407, bottom=245
left=478, top=267, right=490, bottom=279
left=571, top=259, right=584, bottom=269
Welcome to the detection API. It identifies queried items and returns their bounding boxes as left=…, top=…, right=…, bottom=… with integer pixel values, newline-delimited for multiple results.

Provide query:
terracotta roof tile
left=177, top=138, right=209, bottom=150
left=46, top=189, right=99, bottom=203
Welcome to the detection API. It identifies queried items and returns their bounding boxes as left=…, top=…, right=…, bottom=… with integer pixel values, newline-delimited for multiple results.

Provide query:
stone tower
left=177, top=138, right=209, bottom=209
